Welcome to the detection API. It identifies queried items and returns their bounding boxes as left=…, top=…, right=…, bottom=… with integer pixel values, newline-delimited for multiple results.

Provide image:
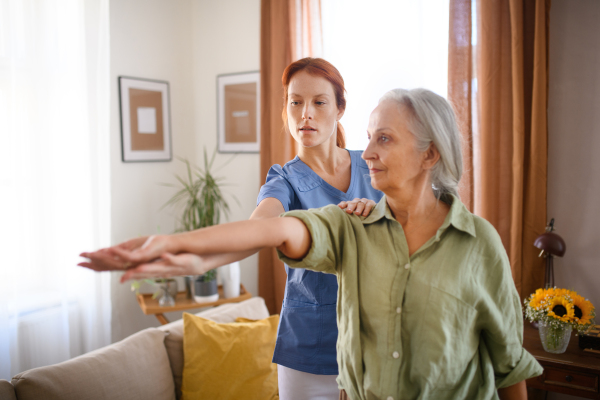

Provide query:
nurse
left=81, top=58, right=383, bottom=400
left=250, top=58, right=382, bottom=399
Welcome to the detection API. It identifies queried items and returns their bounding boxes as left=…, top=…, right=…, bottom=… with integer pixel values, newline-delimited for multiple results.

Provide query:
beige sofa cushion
left=0, top=379, right=16, bottom=400
left=159, top=297, right=270, bottom=399
left=11, top=328, right=175, bottom=400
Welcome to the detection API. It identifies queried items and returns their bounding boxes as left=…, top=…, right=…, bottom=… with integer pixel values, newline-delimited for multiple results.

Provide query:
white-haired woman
left=81, top=88, right=542, bottom=400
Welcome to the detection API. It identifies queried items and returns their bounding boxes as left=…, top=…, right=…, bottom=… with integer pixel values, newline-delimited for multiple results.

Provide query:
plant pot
left=539, top=323, right=572, bottom=354
left=194, top=279, right=219, bottom=303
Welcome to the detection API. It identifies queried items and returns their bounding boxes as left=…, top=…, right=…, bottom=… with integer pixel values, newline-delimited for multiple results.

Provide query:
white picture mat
left=217, top=71, right=260, bottom=153
left=119, top=77, right=171, bottom=162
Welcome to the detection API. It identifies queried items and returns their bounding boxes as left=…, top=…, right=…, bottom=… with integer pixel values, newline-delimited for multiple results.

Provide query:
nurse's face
left=286, top=71, right=344, bottom=148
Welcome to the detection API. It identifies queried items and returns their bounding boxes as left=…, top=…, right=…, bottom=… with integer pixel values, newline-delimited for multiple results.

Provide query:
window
left=322, top=0, right=450, bottom=150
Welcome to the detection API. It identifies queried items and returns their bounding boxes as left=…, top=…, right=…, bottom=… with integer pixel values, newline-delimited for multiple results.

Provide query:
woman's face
left=362, top=100, right=433, bottom=195
left=286, top=71, right=344, bottom=148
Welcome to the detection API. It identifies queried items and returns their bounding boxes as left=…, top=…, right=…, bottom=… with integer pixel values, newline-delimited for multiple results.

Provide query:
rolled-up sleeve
left=276, top=205, right=350, bottom=275
left=477, top=253, right=543, bottom=388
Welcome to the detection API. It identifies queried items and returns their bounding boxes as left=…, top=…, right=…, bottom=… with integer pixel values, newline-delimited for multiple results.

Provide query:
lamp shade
left=534, top=232, right=566, bottom=257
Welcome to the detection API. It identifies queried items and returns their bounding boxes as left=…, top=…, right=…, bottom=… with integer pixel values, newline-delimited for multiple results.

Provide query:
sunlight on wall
left=322, top=0, right=450, bottom=150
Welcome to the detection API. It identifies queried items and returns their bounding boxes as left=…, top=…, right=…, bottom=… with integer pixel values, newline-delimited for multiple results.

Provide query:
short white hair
left=379, top=88, right=463, bottom=200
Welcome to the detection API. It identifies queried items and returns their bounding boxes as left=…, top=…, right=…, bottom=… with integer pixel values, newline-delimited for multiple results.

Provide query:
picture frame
left=118, top=76, right=172, bottom=162
left=217, top=71, right=260, bottom=153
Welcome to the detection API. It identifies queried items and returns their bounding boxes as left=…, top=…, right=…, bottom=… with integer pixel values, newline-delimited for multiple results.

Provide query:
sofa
left=0, top=297, right=271, bottom=400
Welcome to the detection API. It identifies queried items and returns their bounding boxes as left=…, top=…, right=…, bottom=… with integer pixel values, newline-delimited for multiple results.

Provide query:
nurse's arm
left=110, top=216, right=312, bottom=272
left=138, top=197, right=287, bottom=276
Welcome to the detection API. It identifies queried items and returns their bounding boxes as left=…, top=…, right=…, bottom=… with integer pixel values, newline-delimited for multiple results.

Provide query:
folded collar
left=362, top=194, right=476, bottom=238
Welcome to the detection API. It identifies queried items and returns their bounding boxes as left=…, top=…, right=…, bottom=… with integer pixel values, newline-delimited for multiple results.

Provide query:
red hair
left=281, top=58, right=346, bottom=148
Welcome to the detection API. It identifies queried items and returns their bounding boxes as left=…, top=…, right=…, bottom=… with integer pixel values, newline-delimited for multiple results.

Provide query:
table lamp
left=534, top=218, right=566, bottom=289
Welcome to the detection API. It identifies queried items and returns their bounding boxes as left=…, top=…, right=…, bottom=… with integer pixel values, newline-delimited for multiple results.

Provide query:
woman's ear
left=422, top=143, right=440, bottom=170
left=337, top=107, right=345, bottom=121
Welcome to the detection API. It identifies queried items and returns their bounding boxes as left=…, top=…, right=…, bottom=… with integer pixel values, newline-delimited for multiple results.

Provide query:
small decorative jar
left=539, top=323, right=572, bottom=354
left=158, top=279, right=178, bottom=307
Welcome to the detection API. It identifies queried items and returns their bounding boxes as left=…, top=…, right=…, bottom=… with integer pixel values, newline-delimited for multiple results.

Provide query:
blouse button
left=396, top=307, right=402, bottom=314
left=392, top=351, right=400, bottom=359
left=404, top=263, right=410, bottom=270
left=387, top=397, right=394, bottom=400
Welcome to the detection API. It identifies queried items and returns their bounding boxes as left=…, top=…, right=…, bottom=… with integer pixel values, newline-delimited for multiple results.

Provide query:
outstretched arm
left=80, top=216, right=311, bottom=280
left=79, top=197, right=287, bottom=278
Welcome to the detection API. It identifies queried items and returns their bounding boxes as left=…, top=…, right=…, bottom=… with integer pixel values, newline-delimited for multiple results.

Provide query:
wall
left=547, top=1, right=600, bottom=399
left=190, top=0, right=261, bottom=307
left=109, top=0, right=260, bottom=342
left=547, top=1, right=600, bottom=322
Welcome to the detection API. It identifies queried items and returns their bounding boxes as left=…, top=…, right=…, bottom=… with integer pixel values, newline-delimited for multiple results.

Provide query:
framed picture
left=118, top=76, right=172, bottom=162
left=217, top=71, right=260, bottom=153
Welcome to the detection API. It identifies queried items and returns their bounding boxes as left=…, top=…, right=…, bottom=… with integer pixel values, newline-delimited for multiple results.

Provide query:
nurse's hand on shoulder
left=338, top=198, right=376, bottom=216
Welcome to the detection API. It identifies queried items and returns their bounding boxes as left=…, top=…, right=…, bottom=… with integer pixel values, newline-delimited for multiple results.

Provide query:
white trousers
left=277, top=364, right=339, bottom=400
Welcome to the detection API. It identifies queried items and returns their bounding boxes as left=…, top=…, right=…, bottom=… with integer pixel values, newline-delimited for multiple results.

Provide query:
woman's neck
left=386, top=182, right=451, bottom=256
left=297, top=139, right=346, bottom=176
left=385, top=179, right=445, bottom=228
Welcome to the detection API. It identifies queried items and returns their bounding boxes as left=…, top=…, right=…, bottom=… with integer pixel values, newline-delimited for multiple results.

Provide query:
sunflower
left=529, top=288, right=548, bottom=310
left=571, top=294, right=595, bottom=325
left=547, top=296, right=575, bottom=322
left=551, top=288, right=571, bottom=298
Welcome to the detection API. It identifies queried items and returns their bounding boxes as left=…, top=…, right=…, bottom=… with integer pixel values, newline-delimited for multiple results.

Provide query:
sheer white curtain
left=322, top=0, right=450, bottom=150
left=0, top=0, right=111, bottom=380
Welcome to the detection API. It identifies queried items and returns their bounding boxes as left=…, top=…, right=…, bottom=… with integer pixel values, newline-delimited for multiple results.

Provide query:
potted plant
left=163, top=148, right=235, bottom=302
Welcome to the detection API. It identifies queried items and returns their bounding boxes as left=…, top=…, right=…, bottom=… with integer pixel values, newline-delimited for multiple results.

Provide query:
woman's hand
left=79, top=235, right=172, bottom=271
left=120, top=253, right=209, bottom=283
left=337, top=198, right=376, bottom=216
left=110, top=235, right=172, bottom=265
left=78, top=236, right=149, bottom=271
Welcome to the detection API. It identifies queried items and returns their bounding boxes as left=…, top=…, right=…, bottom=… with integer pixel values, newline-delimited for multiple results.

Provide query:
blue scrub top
left=257, top=150, right=383, bottom=375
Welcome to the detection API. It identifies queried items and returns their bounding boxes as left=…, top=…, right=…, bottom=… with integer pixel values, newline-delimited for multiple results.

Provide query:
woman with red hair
left=82, top=58, right=383, bottom=399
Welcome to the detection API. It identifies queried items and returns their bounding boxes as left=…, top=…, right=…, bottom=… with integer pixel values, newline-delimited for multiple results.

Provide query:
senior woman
left=81, top=88, right=542, bottom=400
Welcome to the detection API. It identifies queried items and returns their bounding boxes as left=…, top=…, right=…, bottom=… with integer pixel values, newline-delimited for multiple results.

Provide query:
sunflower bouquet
left=524, top=288, right=596, bottom=353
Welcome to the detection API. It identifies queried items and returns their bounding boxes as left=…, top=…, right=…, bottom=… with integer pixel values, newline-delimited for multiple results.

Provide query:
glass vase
left=538, top=323, right=572, bottom=354
left=158, top=281, right=177, bottom=307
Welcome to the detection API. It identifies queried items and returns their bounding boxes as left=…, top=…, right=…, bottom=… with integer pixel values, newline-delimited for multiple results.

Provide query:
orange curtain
left=259, top=0, right=323, bottom=314
left=448, top=0, right=550, bottom=299
left=448, top=0, right=474, bottom=211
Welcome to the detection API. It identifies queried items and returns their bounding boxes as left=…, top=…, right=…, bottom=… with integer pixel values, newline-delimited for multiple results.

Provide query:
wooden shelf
left=136, top=284, right=251, bottom=324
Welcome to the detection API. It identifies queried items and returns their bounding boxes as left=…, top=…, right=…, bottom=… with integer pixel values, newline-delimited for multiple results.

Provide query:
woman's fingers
left=79, top=248, right=130, bottom=271
left=112, top=235, right=167, bottom=264
left=80, top=237, right=151, bottom=271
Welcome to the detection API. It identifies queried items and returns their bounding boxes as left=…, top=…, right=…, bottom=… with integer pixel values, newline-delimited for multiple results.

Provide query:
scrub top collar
left=292, top=149, right=361, bottom=198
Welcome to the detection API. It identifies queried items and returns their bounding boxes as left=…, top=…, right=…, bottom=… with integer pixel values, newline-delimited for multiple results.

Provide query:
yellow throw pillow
left=181, top=312, right=279, bottom=400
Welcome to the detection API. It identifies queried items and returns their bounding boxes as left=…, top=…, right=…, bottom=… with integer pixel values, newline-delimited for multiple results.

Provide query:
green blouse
left=278, top=195, right=542, bottom=400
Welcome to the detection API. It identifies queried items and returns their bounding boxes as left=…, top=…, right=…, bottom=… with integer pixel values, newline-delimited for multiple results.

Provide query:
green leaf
left=161, top=147, right=235, bottom=231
